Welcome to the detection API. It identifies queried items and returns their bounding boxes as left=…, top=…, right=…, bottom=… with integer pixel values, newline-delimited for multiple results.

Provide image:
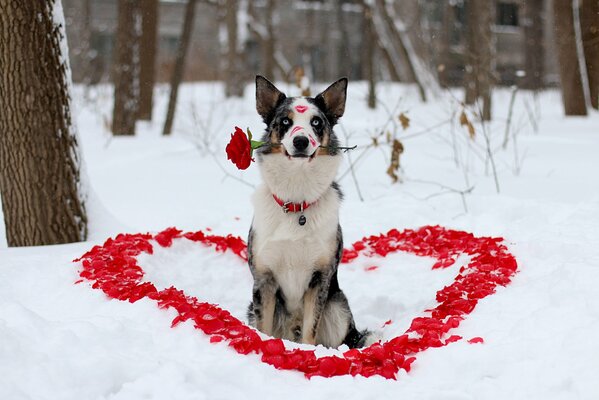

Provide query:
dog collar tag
left=298, top=215, right=306, bottom=226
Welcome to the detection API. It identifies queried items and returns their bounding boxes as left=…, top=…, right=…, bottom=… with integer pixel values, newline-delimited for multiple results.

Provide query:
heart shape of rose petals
left=74, top=225, right=517, bottom=380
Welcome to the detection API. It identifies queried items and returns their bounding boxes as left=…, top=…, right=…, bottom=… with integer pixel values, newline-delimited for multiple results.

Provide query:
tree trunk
left=463, top=0, right=493, bottom=120
left=138, top=0, right=158, bottom=120
left=376, top=35, right=403, bottom=82
left=0, top=0, right=87, bottom=247
left=112, top=0, right=141, bottom=135
left=477, top=0, right=492, bottom=121
left=438, top=1, right=453, bottom=88
left=163, top=0, right=197, bottom=135
left=464, top=0, right=477, bottom=105
left=335, top=0, right=352, bottom=78
left=362, top=1, right=376, bottom=109
left=224, top=0, right=244, bottom=97
left=521, top=0, right=545, bottom=90
left=554, top=0, right=587, bottom=115
left=581, top=0, right=599, bottom=109
left=375, top=0, right=427, bottom=101
left=263, top=0, right=276, bottom=80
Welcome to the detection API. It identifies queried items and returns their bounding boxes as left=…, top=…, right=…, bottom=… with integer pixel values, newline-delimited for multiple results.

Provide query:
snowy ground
left=1, top=82, right=599, bottom=399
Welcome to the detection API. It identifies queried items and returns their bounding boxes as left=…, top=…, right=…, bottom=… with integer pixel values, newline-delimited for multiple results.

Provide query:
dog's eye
left=281, top=117, right=291, bottom=126
left=311, top=118, right=322, bottom=128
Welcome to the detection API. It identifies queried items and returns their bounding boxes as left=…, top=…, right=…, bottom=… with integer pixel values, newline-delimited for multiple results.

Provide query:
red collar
left=272, top=194, right=315, bottom=213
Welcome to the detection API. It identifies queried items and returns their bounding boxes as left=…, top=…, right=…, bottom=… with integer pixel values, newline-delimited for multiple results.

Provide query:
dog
left=246, top=76, right=372, bottom=348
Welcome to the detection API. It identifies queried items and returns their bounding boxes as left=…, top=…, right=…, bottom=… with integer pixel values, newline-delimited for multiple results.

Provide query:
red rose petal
left=75, top=225, right=517, bottom=380
left=468, top=337, right=484, bottom=344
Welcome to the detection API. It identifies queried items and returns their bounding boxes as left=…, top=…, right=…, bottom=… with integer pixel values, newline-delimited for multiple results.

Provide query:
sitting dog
left=247, top=76, right=371, bottom=348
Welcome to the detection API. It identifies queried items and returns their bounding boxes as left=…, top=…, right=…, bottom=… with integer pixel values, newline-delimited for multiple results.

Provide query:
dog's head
left=255, top=75, right=347, bottom=159
left=254, top=76, right=347, bottom=201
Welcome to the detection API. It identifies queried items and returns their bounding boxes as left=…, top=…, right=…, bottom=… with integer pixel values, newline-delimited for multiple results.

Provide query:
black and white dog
left=247, top=76, right=372, bottom=348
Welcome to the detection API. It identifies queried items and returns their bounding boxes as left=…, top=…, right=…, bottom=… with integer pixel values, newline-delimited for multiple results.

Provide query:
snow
left=1, top=81, right=599, bottom=399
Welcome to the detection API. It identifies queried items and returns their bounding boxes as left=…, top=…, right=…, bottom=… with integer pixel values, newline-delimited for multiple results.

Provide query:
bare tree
left=521, top=0, right=545, bottom=90
left=112, top=0, right=141, bottom=135
left=0, top=1, right=87, bottom=246
left=263, top=0, right=277, bottom=80
left=138, top=0, right=158, bottom=120
left=463, top=0, right=493, bottom=120
left=438, top=1, right=454, bottom=88
left=361, top=0, right=376, bottom=109
left=373, top=0, right=427, bottom=101
left=554, top=0, right=587, bottom=115
left=224, top=0, right=244, bottom=97
left=246, top=0, right=290, bottom=80
left=334, top=0, right=352, bottom=78
left=163, top=0, right=197, bottom=135
left=581, top=0, right=599, bottom=109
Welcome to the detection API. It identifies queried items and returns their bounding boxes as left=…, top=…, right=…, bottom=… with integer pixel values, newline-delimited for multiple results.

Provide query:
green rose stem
left=318, top=144, right=357, bottom=152
left=247, top=128, right=266, bottom=157
left=247, top=128, right=357, bottom=154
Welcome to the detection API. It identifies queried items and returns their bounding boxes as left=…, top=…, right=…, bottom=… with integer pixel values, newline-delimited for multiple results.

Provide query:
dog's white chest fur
left=251, top=184, right=339, bottom=310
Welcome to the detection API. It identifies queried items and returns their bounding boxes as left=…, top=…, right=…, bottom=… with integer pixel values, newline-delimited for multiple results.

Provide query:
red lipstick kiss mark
left=291, top=126, right=303, bottom=136
left=295, top=105, right=308, bottom=114
left=308, top=135, right=317, bottom=147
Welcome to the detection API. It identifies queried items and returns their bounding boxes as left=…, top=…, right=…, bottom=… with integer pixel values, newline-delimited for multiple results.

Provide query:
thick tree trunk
left=112, top=0, right=141, bottom=135
left=362, top=1, right=376, bottom=109
left=224, top=0, right=244, bottom=97
left=0, top=0, right=87, bottom=247
left=521, top=0, right=545, bottom=90
left=438, top=1, right=453, bottom=88
left=335, top=0, right=352, bottom=78
left=247, top=0, right=289, bottom=80
left=263, top=0, right=277, bottom=80
left=477, top=1, right=492, bottom=121
left=375, top=0, right=427, bottom=101
left=581, top=0, right=599, bottom=109
left=376, top=36, right=403, bottom=82
left=554, top=0, right=588, bottom=115
left=464, top=0, right=477, bottom=105
left=463, top=0, right=493, bottom=120
left=138, top=0, right=158, bottom=120
left=163, top=0, right=196, bottom=135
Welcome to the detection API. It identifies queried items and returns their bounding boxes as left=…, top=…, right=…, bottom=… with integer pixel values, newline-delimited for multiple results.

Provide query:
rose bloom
left=226, top=127, right=253, bottom=170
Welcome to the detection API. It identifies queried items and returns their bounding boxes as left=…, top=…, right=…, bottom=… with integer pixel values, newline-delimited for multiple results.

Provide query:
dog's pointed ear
left=314, top=78, right=348, bottom=124
left=256, top=75, right=286, bottom=123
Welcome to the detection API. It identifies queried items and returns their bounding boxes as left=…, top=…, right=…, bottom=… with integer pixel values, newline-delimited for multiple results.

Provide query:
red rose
left=225, top=127, right=264, bottom=170
left=226, top=127, right=253, bottom=170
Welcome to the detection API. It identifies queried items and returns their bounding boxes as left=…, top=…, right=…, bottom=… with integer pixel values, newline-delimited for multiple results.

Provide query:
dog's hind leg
left=251, top=272, right=278, bottom=336
left=316, top=291, right=353, bottom=348
left=301, top=269, right=333, bottom=345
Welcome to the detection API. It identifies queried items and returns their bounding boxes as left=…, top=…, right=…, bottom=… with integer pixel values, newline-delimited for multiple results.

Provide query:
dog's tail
left=343, top=327, right=383, bottom=349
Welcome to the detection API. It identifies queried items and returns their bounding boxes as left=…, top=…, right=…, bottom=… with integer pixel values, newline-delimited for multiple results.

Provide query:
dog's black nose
left=293, top=136, right=309, bottom=151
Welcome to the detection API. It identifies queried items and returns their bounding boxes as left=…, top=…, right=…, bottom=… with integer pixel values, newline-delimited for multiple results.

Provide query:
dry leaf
left=398, top=113, right=410, bottom=130
left=459, top=111, right=476, bottom=139
left=386, top=139, right=404, bottom=183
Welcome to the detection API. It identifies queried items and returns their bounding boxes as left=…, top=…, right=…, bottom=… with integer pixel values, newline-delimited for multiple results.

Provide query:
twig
left=209, top=152, right=255, bottom=189
left=339, top=125, right=364, bottom=202
left=408, top=178, right=474, bottom=214
left=400, top=118, right=452, bottom=140
left=502, top=86, right=518, bottom=149
left=475, top=100, right=501, bottom=194
left=338, top=145, right=373, bottom=181
left=523, top=94, right=539, bottom=133
left=319, top=144, right=358, bottom=152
